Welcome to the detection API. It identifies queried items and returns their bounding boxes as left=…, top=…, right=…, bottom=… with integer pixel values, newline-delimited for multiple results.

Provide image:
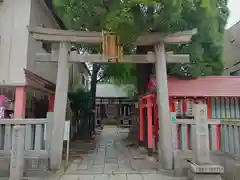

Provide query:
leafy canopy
left=53, top=0, right=229, bottom=82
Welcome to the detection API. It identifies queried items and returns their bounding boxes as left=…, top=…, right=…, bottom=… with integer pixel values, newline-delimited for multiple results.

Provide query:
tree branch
left=101, top=0, right=110, bottom=12
left=96, top=75, right=106, bottom=83
left=96, top=64, right=102, bottom=72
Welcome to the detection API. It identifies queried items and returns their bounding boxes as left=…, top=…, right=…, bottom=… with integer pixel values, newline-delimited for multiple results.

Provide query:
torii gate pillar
left=50, top=42, right=70, bottom=170
left=154, top=43, right=173, bottom=170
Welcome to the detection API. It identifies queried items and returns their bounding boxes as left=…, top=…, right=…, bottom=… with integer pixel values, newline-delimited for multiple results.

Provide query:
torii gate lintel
left=35, top=52, right=190, bottom=64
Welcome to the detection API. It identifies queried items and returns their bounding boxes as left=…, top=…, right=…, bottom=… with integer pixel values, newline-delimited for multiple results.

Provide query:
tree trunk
left=128, top=46, right=154, bottom=144
left=136, top=46, right=154, bottom=95
left=90, top=64, right=100, bottom=133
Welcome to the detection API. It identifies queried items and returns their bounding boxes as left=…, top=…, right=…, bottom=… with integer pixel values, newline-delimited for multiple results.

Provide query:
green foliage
left=53, top=0, right=229, bottom=84
left=68, top=88, right=92, bottom=119
left=68, top=88, right=95, bottom=138
left=103, top=64, right=137, bottom=85
left=166, top=0, right=229, bottom=77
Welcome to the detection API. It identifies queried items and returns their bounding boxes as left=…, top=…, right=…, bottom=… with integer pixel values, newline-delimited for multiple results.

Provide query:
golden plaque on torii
left=102, top=31, right=123, bottom=62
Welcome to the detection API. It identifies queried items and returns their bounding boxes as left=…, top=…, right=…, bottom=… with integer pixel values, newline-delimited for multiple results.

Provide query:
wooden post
left=48, top=95, right=55, bottom=112
left=14, top=86, right=26, bottom=118
left=230, top=97, right=236, bottom=118
left=236, top=98, right=240, bottom=118
left=207, top=97, right=211, bottom=120
left=9, top=125, right=25, bottom=180
left=153, top=103, right=159, bottom=146
left=147, top=97, right=153, bottom=156
left=211, top=97, right=216, bottom=118
left=50, top=42, right=70, bottom=170
left=210, top=96, right=220, bottom=150
left=154, top=43, right=173, bottom=170
left=139, top=99, right=144, bottom=146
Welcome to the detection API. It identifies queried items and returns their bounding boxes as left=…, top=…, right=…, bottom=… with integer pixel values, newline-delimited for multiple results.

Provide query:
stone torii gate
left=28, top=26, right=196, bottom=170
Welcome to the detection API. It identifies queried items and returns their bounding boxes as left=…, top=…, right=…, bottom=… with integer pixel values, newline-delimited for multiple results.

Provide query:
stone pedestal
left=188, top=171, right=222, bottom=180
left=187, top=160, right=223, bottom=180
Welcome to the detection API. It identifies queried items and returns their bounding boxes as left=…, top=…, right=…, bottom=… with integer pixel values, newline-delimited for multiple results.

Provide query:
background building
left=95, top=84, right=136, bottom=127
left=223, top=21, right=240, bottom=76
left=0, top=0, right=89, bottom=118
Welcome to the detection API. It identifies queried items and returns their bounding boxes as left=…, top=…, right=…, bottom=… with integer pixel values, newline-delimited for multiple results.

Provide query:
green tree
left=68, top=88, right=93, bottom=139
left=53, top=0, right=229, bottom=94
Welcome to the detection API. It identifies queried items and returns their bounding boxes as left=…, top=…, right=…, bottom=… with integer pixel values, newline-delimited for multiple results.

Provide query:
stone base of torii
left=28, top=26, right=198, bottom=171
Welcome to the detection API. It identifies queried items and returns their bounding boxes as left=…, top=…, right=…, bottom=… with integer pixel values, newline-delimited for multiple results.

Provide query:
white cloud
left=227, top=0, right=240, bottom=29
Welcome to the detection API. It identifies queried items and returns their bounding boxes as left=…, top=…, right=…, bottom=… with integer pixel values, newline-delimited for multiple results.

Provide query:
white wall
left=27, top=0, right=60, bottom=83
left=0, top=0, right=89, bottom=87
left=0, top=0, right=31, bottom=85
left=27, top=0, right=90, bottom=85
left=69, top=60, right=90, bottom=92
left=223, top=22, right=240, bottom=75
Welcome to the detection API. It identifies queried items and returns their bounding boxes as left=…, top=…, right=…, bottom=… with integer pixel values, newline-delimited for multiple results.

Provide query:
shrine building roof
left=148, top=76, right=240, bottom=97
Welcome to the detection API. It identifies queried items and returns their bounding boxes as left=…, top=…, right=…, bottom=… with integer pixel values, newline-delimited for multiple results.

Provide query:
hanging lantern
left=117, top=35, right=123, bottom=62
left=102, top=31, right=123, bottom=62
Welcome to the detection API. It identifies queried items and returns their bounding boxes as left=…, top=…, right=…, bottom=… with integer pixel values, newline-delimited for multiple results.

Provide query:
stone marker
left=194, top=104, right=210, bottom=164
left=187, top=104, right=224, bottom=180
left=9, top=125, right=25, bottom=180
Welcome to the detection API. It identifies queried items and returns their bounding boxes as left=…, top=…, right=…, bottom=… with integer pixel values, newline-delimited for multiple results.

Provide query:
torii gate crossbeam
left=28, top=27, right=196, bottom=171
left=35, top=52, right=190, bottom=64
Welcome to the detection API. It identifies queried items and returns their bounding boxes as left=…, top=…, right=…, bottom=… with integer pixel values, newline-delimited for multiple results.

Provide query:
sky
left=227, top=0, right=240, bottom=29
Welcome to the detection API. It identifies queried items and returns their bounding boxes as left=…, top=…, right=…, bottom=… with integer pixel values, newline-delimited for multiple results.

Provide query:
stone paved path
left=58, top=126, right=187, bottom=180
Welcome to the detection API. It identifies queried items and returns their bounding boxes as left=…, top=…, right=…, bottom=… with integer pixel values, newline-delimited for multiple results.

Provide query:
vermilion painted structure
left=140, top=76, right=240, bottom=155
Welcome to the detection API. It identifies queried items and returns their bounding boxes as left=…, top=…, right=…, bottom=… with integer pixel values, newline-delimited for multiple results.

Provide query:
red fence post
left=147, top=97, right=153, bottom=156
left=139, top=98, right=144, bottom=146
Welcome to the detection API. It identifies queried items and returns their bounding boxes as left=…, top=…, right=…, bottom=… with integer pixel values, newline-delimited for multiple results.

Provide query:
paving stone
left=112, top=168, right=136, bottom=174
left=58, top=175, right=79, bottom=180
left=142, top=173, right=183, bottom=180
left=93, top=174, right=109, bottom=180
left=92, top=164, right=105, bottom=168
left=66, top=164, right=79, bottom=172
left=73, top=159, right=82, bottom=164
left=104, top=160, right=118, bottom=164
left=58, top=175, right=96, bottom=180
left=75, top=170, right=103, bottom=174
left=58, top=126, right=187, bottom=180
left=76, top=164, right=88, bottom=170
left=76, top=175, right=95, bottom=180
left=87, top=167, right=104, bottom=173
left=108, top=174, right=127, bottom=180
left=104, top=163, right=119, bottom=168
left=127, top=174, right=144, bottom=180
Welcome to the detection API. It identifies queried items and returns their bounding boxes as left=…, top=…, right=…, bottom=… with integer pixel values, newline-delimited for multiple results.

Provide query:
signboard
left=64, top=121, right=70, bottom=164
left=171, top=112, right=177, bottom=124
left=171, top=112, right=177, bottom=164
left=64, top=121, right=70, bottom=141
